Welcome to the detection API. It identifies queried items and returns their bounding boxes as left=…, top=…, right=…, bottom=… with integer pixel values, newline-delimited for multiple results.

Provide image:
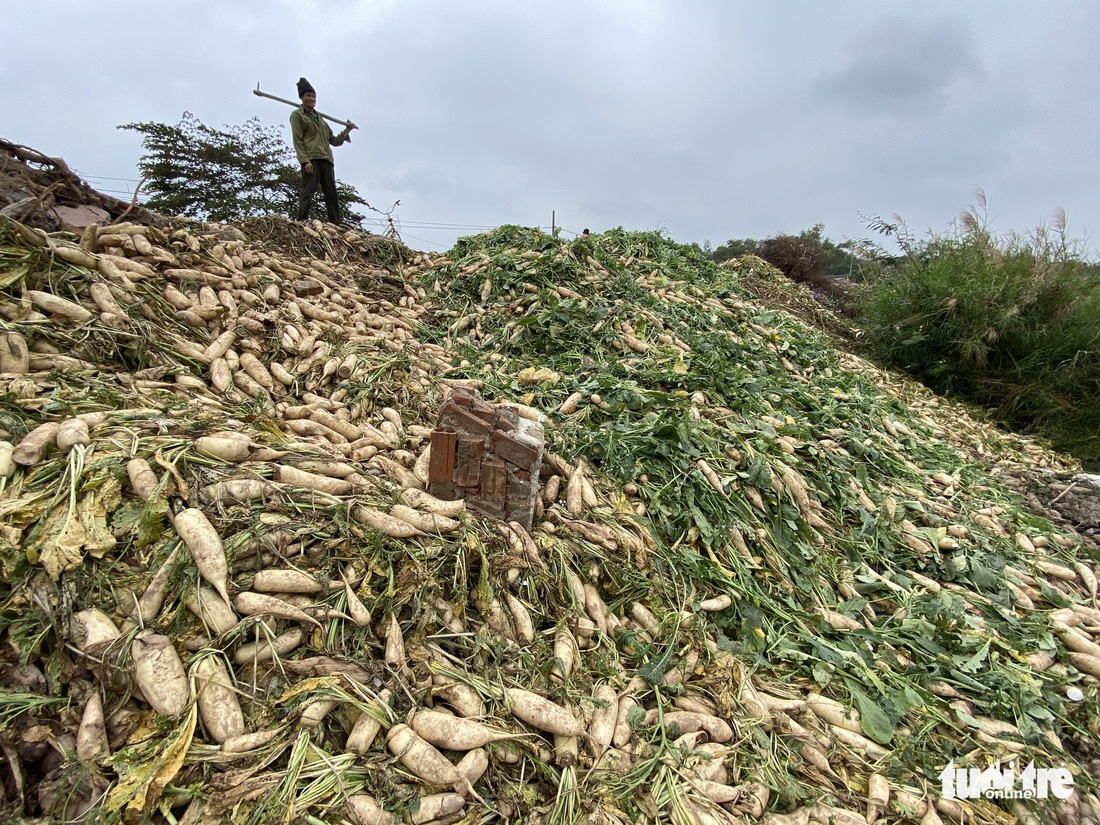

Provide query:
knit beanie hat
left=297, top=77, right=316, bottom=97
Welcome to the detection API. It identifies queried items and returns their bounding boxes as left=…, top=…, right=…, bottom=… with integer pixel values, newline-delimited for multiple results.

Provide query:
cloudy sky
left=6, top=1, right=1099, bottom=255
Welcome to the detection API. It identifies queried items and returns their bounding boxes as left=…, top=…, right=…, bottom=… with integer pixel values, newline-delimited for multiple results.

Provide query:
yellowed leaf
left=81, top=490, right=117, bottom=558
left=107, top=705, right=197, bottom=815
left=41, top=515, right=86, bottom=579
left=273, top=675, right=342, bottom=705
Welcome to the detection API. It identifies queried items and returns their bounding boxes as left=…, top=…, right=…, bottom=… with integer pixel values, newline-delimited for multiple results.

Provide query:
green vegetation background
left=698, top=198, right=1100, bottom=469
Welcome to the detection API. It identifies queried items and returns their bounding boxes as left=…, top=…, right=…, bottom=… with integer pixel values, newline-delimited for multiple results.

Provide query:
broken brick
left=480, top=460, right=508, bottom=500
left=448, top=386, right=477, bottom=407
left=431, top=388, right=545, bottom=529
left=493, top=405, right=519, bottom=432
left=468, top=396, right=497, bottom=424
left=438, top=403, right=491, bottom=439
left=505, top=468, right=538, bottom=528
left=428, top=481, right=462, bottom=501
left=490, top=429, right=543, bottom=471
left=455, top=438, right=484, bottom=488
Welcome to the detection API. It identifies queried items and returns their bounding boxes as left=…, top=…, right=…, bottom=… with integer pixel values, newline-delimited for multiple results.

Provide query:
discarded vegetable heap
left=0, top=203, right=1097, bottom=825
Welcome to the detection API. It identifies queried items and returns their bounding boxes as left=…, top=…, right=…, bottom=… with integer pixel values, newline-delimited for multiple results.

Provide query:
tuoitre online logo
left=939, top=761, right=1074, bottom=800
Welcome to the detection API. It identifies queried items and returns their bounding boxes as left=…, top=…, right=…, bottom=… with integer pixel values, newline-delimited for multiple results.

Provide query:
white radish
left=403, top=488, right=466, bottom=517
left=505, top=688, right=585, bottom=737
left=192, top=655, right=245, bottom=744
left=410, top=794, right=464, bottom=825
left=76, top=691, right=109, bottom=761
left=346, top=689, right=391, bottom=755
left=13, top=422, right=61, bottom=466
left=134, top=545, right=182, bottom=623
left=386, top=723, right=467, bottom=787
left=342, top=573, right=372, bottom=628
left=551, top=627, right=577, bottom=684
left=234, top=591, right=321, bottom=628
left=221, top=726, right=286, bottom=754
left=384, top=613, right=407, bottom=669
left=388, top=504, right=461, bottom=534
left=299, top=699, right=340, bottom=729
left=355, top=506, right=426, bottom=538
left=131, top=630, right=190, bottom=716
left=174, top=508, right=231, bottom=606
left=27, top=290, right=93, bottom=323
left=867, top=773, right=891, bottom=825
left=275, top=464, right=353, bottom=496
left=410, top=709, right=518, bottom=751
left=1067, top=652, right=1100, bottom=677
left=0, top=441, right=15, bottom=478
left=195, top=436, right=252, bottom=462
left=70, top=609, right=120, bottom=652
left=588, top=684, right=618, bottom=758
left=126, top=458, right=160, bottom=501
left=55, top=418, right=90, bottom=453
left=433, top=677, right=485, bottom=718
left=185, top=586, right=239, bottom=635
left=613, top=693, right=639, bottom=748
left=233, top=627, right=305, bottom=665
left=252, top=569, right=324, bottom=594
left=657, top=710, right=733, bottom=743
left=346, top=793, right=391, bottom=825
left=806, top=693, right=865, bottom=736
left=502, top=591, right=535, bottom=646
left=456, top=748, right=489, bottom=786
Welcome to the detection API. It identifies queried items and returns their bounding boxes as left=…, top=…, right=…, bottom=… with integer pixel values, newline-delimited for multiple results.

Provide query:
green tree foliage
left=120, top=113, right=366, bottom=224
left=710, top=237, right=757, bottom=263
left=860, top=197, right=1100, bottom=465
left=711, top=226, right=860, bottom=279
left=797, top=224, right=862, bottom=280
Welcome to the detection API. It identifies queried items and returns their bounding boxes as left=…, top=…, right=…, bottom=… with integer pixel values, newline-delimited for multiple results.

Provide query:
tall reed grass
left=860, top=194, right=1100, bottom=466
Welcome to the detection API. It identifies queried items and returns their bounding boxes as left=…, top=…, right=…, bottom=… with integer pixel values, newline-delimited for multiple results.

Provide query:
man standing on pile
left=291, top=77, right=355, bottom=224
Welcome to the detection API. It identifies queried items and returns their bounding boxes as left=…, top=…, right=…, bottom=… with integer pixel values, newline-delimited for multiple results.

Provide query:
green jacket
left=290, top=106, right=348, bottom=164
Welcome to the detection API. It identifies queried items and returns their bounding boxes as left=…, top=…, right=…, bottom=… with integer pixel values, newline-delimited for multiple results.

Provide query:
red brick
left=506, top=467, right=537, bottom=528
left=479, top=460, right=508, bottom=500
left=428, top=429, right=457, bottom=483
left=472, top=459, right=508, bottom=519
left=448, top=386, right=476, bottom=407
left=469, top=498, right=505, bottom=520
left=438, top=403, right=491, bottom=439
left=454, top=438, right=483, bottom=488
left=492, top=405, right=519, bottom=432
left=490, top=429, right=543, bottom=471
left=468, top=395, right=496, bottom=424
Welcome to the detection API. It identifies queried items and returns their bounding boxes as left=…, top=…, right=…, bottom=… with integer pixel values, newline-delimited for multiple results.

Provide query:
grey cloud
left=813, top=13, right=984, bottom=116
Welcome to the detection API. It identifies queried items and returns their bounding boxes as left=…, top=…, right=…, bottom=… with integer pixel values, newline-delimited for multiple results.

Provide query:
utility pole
left=551, top=210, right=555, bottom=234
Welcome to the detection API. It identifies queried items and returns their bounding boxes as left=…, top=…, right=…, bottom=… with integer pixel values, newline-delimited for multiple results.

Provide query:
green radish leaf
left=958, top=638, right=991, bottom=674
left=848, top=684, right=894, bottom=745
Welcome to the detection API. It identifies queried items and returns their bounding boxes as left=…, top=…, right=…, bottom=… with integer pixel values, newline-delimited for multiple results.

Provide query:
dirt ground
left=1002, top=470, right=1100, bottom=548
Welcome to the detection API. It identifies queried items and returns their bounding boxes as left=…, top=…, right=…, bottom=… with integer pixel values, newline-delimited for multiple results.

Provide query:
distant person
left=580, top=228, right=590, bottom=238
left=291, top=77, right=355, bottom=224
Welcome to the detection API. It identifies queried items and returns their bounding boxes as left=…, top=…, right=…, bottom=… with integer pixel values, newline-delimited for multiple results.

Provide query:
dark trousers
left=297, top=158, right=341, bottom=223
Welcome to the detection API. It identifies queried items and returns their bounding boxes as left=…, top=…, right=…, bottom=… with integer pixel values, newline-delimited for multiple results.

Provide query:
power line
left=398, top=232, right=448, bottom=251
left=93, top=188, right=149, bottom=198
left=79, top=173, right=143, bottom=183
